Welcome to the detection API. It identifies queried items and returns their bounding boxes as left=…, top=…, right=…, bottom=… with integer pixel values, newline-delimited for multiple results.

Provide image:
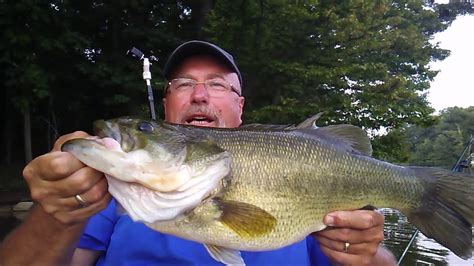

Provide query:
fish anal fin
left=215, top=198, right=277, bottom=239
left=204, top=244, right=245, bottom=266
left=318, top=125, right=373, bottom=156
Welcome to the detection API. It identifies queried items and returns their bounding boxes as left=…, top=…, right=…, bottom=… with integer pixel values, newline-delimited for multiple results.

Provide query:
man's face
left=163, top=55, right=245, bottom=128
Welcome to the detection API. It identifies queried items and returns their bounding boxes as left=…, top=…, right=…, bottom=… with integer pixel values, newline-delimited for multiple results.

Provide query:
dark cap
left=163, top=40, right=243, bottom=87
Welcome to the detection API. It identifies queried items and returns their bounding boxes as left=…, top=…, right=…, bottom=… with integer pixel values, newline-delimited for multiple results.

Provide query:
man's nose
left=190, top=83, right=209, bottom=104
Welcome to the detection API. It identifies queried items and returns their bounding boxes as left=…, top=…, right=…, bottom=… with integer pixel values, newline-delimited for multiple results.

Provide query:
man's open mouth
left=185, top=115, right=215, bottom=125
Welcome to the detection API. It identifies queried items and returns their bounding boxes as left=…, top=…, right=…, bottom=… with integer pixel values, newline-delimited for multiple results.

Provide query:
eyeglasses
left=166, top=78, right=241, bottom=97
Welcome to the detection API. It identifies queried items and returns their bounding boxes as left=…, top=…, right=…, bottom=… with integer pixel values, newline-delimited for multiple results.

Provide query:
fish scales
left=61, top=117, right=473, bottom=262
left=151, top=127, right=425, bottom=250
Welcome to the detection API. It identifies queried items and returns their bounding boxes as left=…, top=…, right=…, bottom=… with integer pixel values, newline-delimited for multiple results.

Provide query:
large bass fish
left=62, top=116, right=473, bottom=265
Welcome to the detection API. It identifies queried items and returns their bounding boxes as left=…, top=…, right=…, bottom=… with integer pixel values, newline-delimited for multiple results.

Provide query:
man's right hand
left=23, top=131, right=111, bottom=225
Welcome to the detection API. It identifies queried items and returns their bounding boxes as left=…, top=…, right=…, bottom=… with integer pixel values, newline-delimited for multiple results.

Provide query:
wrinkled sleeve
left=78, top=199, right=119, bottom=251
left=306, top=236, right=330, bottom=266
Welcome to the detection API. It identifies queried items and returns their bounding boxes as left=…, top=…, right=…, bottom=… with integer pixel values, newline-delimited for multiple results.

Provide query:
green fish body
left=62, top=116, right=474, bottom=264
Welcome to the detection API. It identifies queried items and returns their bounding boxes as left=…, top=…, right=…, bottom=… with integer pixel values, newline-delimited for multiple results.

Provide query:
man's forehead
left=170, top=55, right=237, bottom=79
left=169, top=55, right=242, bottom=95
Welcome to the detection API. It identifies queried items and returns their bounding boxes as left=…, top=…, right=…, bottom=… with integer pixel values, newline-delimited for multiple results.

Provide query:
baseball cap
left=163, top=40, right=243, bottom=87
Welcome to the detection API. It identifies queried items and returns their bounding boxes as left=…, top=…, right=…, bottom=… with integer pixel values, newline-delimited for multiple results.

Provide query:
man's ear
left=162, top=98, right=167, bottom=117
left=239, top=97, right=245, bottom=113
left=238, top=97, right=245, bottom=125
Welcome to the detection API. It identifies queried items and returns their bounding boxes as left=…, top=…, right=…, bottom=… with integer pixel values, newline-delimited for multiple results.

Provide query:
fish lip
left=94, top=120, right=122, bottom=146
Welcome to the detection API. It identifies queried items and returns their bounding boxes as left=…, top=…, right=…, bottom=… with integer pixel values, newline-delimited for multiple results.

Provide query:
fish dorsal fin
left=238, top=123, right=294, bottom=131
left=214, top=198, right=277, bottom=238
left=317, top=125, right=373, bottom=156
left=239, top=112, right=325, bottom=131
left=296, top=112, right=325, bottom=129
left=204, top=244, right=245, bottom=266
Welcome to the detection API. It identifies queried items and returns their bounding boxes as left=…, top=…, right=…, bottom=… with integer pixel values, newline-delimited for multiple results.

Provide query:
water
left=0, top=209, right=473, bottom=265
left=382, top=209, right=473, bottom=266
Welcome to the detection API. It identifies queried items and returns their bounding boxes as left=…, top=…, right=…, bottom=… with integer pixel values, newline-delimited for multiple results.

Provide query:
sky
left=428, top=13, right=474, bottom=112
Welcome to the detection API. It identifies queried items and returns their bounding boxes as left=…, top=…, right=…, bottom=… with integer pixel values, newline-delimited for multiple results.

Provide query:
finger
left=319, top=244, right=370, bottom=266
left=76, top=177, right=109, bottom=204
left=54, top=193, right=112, bottom=225
left=52, top=166, right=105, bottom=197
left=42, top=177, right=109, bottom=212
left=24, top=151, right=86, bottom=182
left=315, top=226, right=383, bottom=244
left=316, top=235, right=375, bottom=255
left=314, top=234, right=347, bottom=253
left=69, top=177, right=109, bottom=209
left=324, top=210, right=384, bottom=229
left=52, top=131, right=91, bottom=152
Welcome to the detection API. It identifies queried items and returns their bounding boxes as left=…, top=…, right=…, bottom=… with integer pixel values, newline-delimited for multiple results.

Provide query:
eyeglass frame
left=164, top=77, right=242, bottom=97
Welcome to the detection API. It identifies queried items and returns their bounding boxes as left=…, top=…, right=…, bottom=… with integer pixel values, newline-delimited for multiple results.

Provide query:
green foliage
left=0, top=0, right=470, bottom=174
left=204, top=0, right=454, bottom=130
left=405, top=107, right=474, bottom=169
left=0, top=0, right=198, bottom=160
left=371, top=129, right=410, bottom=163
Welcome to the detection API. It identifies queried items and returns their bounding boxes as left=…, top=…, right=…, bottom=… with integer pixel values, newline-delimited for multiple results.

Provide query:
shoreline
left=0, top=190, right=33, bottom=219
left=0, top=201, right=33, bottom=218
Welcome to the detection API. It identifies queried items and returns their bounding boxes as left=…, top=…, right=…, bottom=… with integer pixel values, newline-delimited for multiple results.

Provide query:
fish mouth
left=94, top=120, right=119, bottom=140
left=93, top=120, right=128, bottom=151
left=90, top=137, right=123, bottom=152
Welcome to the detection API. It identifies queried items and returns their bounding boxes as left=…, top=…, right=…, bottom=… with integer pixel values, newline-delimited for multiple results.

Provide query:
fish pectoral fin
left=215, top=198, right=277, bottom=238
left=204, top=244, right=245, bottom=266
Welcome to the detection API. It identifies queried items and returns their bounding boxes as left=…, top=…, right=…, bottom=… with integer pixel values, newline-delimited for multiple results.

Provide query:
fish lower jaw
left=107, top=153, right=231, bottom=224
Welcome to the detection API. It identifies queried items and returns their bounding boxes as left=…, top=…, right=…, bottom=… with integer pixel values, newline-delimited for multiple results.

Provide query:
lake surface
left=1, top=209, right=473, bottom=265
left=382, top=209, right=473, bottom=266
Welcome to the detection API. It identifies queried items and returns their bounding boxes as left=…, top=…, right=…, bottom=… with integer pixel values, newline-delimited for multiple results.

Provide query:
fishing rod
left=397, top=135, right=474, bottom=265
left=126, top=47, right=158, bottom=120
left=452, top=135, right=473, bottom=173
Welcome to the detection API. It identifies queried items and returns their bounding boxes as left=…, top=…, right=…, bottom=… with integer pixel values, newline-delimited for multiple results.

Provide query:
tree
left=0, top=0, right=196, bottom=163
left=203, top=0, right=457, bottom=131
left=405, top=107, right=474, bottom=169
left=0, top=0, right=470, bottom=173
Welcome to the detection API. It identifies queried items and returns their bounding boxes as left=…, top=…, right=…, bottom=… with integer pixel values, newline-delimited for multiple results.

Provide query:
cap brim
left=163, top=40, right=242, bottom=86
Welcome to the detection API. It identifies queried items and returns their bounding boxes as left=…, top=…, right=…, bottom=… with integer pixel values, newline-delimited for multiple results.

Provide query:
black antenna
left=126, top=47, right=158, bottom=120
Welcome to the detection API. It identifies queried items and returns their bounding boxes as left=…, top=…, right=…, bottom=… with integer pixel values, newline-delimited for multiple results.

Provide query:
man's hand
left=0, top=132, right=112, bottom=265
left=312, top=210, right=395, bottom=266
left=23, top=131, right=111, bottom=225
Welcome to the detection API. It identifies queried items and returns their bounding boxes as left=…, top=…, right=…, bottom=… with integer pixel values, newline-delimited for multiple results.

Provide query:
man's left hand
left=312, top=210, right=390, bottom=266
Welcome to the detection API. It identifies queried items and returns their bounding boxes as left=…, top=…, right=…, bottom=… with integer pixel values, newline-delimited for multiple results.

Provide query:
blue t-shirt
left=79, top=199, right=330, bottom=265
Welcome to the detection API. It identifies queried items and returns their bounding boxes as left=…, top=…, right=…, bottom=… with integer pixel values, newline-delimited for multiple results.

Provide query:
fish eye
left=137, top=122, right=154, bottom=133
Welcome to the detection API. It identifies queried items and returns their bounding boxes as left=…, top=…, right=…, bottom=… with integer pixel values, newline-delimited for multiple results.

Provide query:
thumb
left=52, top=131, right=92, bottom=152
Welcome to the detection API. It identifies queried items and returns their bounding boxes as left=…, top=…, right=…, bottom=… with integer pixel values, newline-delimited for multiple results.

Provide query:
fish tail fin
left=405, top=166, right=473, bottom=259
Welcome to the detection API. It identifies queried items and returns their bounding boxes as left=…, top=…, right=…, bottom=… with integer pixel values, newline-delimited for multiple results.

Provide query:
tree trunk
left=2, top=98, right=13, bottom=165
left=23, top=103, right=32, bottom=163
left=188, top=0, right=214, bottom=38
left=48, top=96, right=59, bottom=150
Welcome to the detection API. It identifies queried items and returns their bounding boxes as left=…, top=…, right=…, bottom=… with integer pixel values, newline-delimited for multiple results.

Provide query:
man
left=0, top=40, right=396, bottom=265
